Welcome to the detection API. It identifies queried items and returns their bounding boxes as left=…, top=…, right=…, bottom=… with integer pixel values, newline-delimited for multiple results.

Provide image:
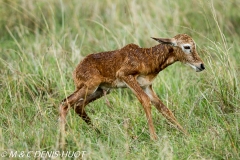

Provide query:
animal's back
left=73, top=44, right=140, bottom=84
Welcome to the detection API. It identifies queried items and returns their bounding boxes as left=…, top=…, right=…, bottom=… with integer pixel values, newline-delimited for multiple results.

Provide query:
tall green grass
left=0, top=0, right=239, bottom=159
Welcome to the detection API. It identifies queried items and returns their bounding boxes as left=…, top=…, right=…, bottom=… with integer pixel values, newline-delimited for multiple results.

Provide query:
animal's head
left=151, top=34, right=205, bottom=72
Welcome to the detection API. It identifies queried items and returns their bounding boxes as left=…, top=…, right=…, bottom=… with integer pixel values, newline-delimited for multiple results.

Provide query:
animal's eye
left=184, top=46, right=191, bottom=50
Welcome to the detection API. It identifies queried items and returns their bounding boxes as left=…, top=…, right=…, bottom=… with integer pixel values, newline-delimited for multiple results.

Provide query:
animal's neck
left=151, top=44, right=178, bottom=72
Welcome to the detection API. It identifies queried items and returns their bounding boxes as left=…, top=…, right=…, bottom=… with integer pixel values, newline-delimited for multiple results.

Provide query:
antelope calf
left=59, top=34, right=205, bottom=140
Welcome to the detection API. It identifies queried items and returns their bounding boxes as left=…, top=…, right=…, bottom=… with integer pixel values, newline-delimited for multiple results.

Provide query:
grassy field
left=0, top=0, right=239, bottom=159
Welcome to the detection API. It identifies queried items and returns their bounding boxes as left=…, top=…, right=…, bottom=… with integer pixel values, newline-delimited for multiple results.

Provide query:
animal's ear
left=151, top=37, right=177, bottom=46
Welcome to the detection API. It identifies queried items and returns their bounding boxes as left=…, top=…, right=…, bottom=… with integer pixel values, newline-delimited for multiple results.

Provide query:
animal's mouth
left=187, top=63, right=205, bottom=72
left=196, top=66, right=204, bottom=72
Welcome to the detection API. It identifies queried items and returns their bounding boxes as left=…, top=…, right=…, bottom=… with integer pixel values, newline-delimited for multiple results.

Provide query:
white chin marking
left=187, top=63, right=197, bottom=71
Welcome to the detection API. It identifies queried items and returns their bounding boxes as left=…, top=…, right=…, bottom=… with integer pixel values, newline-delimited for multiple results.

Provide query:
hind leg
left=59, top=85, right=97, bottom=148
left=59, top=79, right=102, bottom=124
left=74, top=88, right=110, bottom=124
left=59, top=88, right=89, bottom=149
left=59, top=88, right=85, bottom=124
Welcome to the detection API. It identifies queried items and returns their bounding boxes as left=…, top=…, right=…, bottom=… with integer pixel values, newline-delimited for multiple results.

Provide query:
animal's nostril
left=200, top=63, right=205, bottom=70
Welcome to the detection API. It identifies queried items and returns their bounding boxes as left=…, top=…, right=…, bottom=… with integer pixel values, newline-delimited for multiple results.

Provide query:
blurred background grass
left=0, top=0, right=239, bottom=159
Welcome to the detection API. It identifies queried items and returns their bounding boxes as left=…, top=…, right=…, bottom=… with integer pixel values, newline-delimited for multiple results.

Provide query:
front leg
left=120, top=75, right=158, bottom=140
left=144, top=85, right=188, bottom=135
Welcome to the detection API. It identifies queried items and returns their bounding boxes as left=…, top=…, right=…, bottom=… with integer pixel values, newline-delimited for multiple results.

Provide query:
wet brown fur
left=59, top=34, right=204, bottom=140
